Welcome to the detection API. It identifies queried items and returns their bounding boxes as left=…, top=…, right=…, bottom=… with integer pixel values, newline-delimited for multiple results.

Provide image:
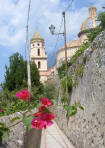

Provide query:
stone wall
left=51, top=31, right=105, bottom=148
left=0, top=109, right=36, bottom=148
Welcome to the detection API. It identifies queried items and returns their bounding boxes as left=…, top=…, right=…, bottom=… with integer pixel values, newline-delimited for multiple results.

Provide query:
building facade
left=56, top=39, right=82, bottom=68
left=78, top=6, right=100, bottom=43
left=31, top=6, right=99, bottom=82
left=30, top=30, right=48, bottom=83
left=56, top=6, right=99, bottom=69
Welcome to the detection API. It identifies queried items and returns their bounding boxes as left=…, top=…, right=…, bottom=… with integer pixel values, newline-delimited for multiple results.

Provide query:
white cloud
left=0, top=0, right=105, bottom=52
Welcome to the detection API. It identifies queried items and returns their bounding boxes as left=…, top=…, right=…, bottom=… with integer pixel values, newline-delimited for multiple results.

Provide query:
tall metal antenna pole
left=62, top=11, right=68, bottom=100
left=26, top=0, right=31, bottom=92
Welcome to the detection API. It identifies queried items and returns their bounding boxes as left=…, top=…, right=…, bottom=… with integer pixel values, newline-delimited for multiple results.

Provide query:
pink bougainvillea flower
left=0, top=109, right=2, bottom=112
left=34, top=112, right=42, bottom=118
left=31, top=118, right=44, bottom=129
left=41, top=98, right=53, bottom=107
left=40, top=112, right=55, bottom=121
left=32, top=112, right=55, bottom=129
left=40, top=112, right=55, bottom=128
left=31, top=98, right=54, bottom=129
left=16, top=89, right=30, bottom=101
left=38, top=106, right=47, bottom=112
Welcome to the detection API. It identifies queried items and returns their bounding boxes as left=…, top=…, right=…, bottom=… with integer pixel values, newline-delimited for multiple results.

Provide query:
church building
left=30, top=30, right=48, bottom=83
left=56, top=6, right=99, bottom=68
left=30, top=6, right=99, bottom=83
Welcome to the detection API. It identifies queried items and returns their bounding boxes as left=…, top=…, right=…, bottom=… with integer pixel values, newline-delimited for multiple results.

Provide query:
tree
left=3, top=52, right=41, bottom=91
left=31, top=61, right=40, bottom=87
left=87, top=11, right=105, bottom=43
left=87, top=27, right=103, bottom=43
left=98, top=11, right=105, bottom=29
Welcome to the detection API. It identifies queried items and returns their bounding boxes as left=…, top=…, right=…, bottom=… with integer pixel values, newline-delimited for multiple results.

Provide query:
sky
left=0, top=0, right=105, bottom=83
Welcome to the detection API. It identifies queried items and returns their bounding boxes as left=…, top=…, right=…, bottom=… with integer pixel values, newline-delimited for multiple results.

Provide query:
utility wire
left=53, top=17, right=63, bottom=51
left=65, top=0, right=74, bottom=12
left=53, top=0, right=74, bottom=51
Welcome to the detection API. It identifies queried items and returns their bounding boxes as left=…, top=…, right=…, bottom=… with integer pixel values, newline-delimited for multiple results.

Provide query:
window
left=33, top=44, right=34, bottom=47
left=38, top=61, right=41, bottom=68
left=38, top=48, right=40, bottom=56
left=37, top=43, right=40, bottom=46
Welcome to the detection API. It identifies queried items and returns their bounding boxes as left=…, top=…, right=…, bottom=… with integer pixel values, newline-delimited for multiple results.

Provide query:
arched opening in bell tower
left=38, top=61, right=41, bottom=68
left=38, top=48, right=40, bottom=56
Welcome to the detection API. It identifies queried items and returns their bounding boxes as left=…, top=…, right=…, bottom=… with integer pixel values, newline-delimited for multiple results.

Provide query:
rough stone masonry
left=0, top=109, right=36, bottom=148
left=52, top=31, right=105, bottom=148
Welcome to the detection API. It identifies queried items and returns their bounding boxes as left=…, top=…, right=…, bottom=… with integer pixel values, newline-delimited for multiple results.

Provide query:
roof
left=78, top=6, right=101, bottom=37
left=89, top=6, right=97, bottom=10
left=56, top=39, right=82, bottom=54
left=31, top=30, right=44, bottom=42
left=80, top=6, right=99, bottom=32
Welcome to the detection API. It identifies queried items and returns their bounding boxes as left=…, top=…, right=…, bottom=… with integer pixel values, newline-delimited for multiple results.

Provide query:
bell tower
left=89, top=6, right=97, bottom=18
left=30, top=30, right=48, bottom=82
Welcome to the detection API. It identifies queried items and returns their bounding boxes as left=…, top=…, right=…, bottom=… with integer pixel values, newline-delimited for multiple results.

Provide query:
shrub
left=75, top=64, right=84, bottom=78
left=98, top=11, right=105, bottom=29
left=87, top=27, right=103, bottom=43
left=44, top=81, right=59, bottom=101
left=57, top=42, right=89, bottom=79
left=3, top=52, right=41, bottom=91
left=61, top=75, right=73, bottom=94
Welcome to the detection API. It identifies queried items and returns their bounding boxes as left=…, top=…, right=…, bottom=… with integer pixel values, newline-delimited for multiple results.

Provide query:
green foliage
left=4, top=53, right=26, bottom=91
left=87, top=11, right=105, bottom=43
left=68, top=42, right=89, bottom=67
left=64, top=105, right=77, bottom=117
left=75, top=64, right=84, bottom=78
left=22, top=115, right=33, bottom=131
left=57, top=62, right=65, bottom=79
left=10, top=116, right=20, bottom=123
left=0, top=52, right=45, bottom=115
left=73, top=79, right=78, bottom=88
left=31, top=62, right=40, bottom=87
left=98, top=11, right=105, bottom=29
left=87, top=27, right=102, bottom=43
left=61, top=75, right=73, bottom=94
left=3, top=52, right=41, bottom=91
left=57, top=42, right=89, bottom=79
left=44, top=81, right=59, bottom=101
left=0, top=122, right=9, bottom=145
left=61, top=95, right=69, bottom=104
left=64, top=102, right=84, bottom=118
left=75, top=102, right=84, bottom=110
left=0, top=88, right=44, bottom=116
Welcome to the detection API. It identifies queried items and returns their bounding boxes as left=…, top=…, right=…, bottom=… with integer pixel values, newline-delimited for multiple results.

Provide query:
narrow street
left=40, top=122, right=75, bottom=148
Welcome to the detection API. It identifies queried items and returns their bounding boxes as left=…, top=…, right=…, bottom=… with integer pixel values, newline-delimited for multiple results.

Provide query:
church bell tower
left=30, top=30, right=48, bottom=82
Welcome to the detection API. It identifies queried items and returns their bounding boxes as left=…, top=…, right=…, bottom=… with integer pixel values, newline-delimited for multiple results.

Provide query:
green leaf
left=22, top=115, right=33, bottom=131
left=0, top=131, right=3, bottom=145
left=75, top=102, right=84, bottom=111
left=51, top=99, right=56, bottom=105
left=64, top=105, right=77, bottom=118
left=10, top=116, right=20, bottom=123
left=35, top=103, right=41, bottom=108
left=0, top=127, right=9, bottom=144
left=0, top=122, right=5, bottom=128
left=2, top=128, right=9, bottom=141
left=61, top=95, right=69, bottom=104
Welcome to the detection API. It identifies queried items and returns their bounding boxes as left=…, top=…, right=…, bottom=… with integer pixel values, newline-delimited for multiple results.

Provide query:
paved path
left=40, top=121, right=75, bottom=148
